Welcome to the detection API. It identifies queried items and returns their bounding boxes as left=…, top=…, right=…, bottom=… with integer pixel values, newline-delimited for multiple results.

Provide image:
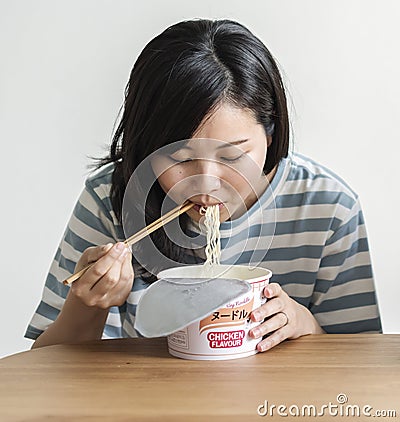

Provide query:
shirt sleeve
left=24, top=178, right=123, bottom=340
left=310, top=199, right=382, bottom=333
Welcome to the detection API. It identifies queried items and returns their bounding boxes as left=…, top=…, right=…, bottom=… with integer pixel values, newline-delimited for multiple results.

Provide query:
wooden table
left=1, top=335, right=399, bottom=421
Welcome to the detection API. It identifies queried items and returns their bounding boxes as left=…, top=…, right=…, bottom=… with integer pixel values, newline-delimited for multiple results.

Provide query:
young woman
left=26, top=19, right=382, bottom=351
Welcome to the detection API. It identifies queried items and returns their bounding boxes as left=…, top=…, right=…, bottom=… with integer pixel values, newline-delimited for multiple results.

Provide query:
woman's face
left=151, top=103, right=273, bottom=223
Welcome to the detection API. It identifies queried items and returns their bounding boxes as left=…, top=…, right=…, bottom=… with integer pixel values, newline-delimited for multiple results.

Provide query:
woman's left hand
left=249, top=283, right=325, bottom=352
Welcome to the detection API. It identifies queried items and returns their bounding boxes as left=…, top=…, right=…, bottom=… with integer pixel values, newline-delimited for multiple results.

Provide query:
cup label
left=207, top=330, right=245, bottom=348
left=199, top=297, right=253, bottom=334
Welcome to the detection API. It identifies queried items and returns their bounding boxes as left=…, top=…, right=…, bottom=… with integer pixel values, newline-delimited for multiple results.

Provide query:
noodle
left=202, top=206, right=221, bottom=266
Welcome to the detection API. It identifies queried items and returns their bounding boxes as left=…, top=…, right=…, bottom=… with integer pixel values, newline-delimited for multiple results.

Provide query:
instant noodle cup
left=157, top=264, right=272, bottom=360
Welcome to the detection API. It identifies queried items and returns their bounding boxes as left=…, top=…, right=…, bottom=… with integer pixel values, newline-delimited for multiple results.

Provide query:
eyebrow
left=216, top=139, right=249, bottom=149
left=179, top=139, right=250, bottom=151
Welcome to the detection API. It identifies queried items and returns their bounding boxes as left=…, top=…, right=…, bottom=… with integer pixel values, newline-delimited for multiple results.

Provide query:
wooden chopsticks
left=62, top=201, right=194, bottom=285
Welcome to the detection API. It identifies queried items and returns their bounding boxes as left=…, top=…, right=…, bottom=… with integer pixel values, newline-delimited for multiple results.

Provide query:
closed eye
left=168, top=156, right=193, bottom=163
left=168, top=153, right=245, bottom=164
left=220, top=153, right=245, bottom=163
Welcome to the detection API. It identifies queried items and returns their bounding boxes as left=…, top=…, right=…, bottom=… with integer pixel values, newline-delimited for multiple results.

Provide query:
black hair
left=95, top=19, right=289, bottom=276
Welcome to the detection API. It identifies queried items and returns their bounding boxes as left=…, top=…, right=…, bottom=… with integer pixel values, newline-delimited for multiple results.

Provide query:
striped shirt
left=25, top=153, right=382, bottom=340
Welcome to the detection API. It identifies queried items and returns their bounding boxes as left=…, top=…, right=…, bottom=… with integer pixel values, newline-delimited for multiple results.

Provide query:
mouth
left=190, top=202, right=225, bottom=213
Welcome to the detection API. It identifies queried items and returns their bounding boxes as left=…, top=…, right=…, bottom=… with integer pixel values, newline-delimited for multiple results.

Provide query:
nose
left=192, top=160, right=222, bottom=194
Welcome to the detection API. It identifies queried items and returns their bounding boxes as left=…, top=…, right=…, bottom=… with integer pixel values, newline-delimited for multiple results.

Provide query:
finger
left=263, top=283, right=282, bottom=299
left=249, top=311, right=288, bottom=339
left=75, top=243, right=128, bottom=294
left=90, top=246, right=129, bottom=297
left=106, top=252, right=135, bottom=306
left=86, top=242, right=128, bottom=280
left=85, top=243, right=114, bottom=264
left=256, top=324, right=292, bottom=352
left=119, top=250, right=134, bottom=285
left=251, top=296, right=285, bottom=322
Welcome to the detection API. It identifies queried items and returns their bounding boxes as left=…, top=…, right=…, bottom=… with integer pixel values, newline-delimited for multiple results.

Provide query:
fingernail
left=252, top=329, right=260, bottom=338
left=252, top=312, right=260, bottom=322
left=115, top=242, right=125, bottom=252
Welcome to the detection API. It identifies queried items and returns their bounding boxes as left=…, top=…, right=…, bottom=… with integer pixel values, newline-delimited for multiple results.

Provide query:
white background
left=1, top=0, right=399, bottom=358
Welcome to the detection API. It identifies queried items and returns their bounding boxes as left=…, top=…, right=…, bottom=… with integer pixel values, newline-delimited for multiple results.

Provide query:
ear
left=266, top=135, right=272, bottom=148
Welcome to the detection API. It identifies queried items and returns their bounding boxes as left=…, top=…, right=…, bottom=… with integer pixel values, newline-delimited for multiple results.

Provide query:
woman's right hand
left=70, top=242, right=134, bottom=310
left=32, top=242, right=134, bottom=349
